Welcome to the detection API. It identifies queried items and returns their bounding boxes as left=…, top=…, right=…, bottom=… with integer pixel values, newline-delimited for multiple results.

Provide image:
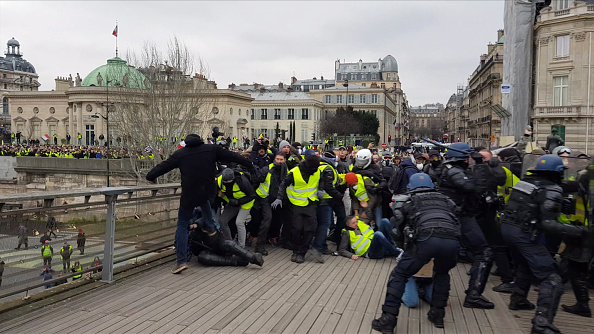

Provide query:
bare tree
left=109, top=37, right=217, bottom=181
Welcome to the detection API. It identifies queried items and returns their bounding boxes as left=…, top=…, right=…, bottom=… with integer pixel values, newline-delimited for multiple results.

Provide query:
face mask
left=430, top=160, right=440, bottom=167
left=416, top=163, right=424, bottom=170
left=297, top=148, right=302, bottom=155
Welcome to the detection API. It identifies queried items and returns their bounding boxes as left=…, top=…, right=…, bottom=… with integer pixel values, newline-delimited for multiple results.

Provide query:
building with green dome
left=81, top=57, right=147, bottom=89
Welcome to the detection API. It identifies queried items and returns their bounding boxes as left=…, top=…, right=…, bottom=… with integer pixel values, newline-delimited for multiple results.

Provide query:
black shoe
left=531, top=315, right=561, bottom=334
left=371, top=312, right=397, bottom=334
left=427, top=307, right=445, bottom=328
left=309, top=249, right=325, bottom=263
left=295, top=254, right=305, bottom=264
left=561, top=302, right=592, bottom=317
left=291, top=253, right=298, bottom=262
left=252, top=253, right=264, bottom=267
left=464, top=293, right=494, bottom=309
left=509, top=295, right=535, bottom=311
left=493, top=282, right=515, bottom=294
left=255, top=246, right=268, bottom=256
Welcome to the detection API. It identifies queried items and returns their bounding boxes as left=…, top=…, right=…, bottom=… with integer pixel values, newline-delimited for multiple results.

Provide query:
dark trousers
left=254, top=198, right=272, bottom=246
left=291, top=203, right=318, bottom=255
left=43, top=257, right=52, bottom=267
left=477, top=207, right=514, bottom=283
left=382, top=237, right=459, bottom=316
left=280, top=206, right=294, bottom=243
left=460, top=215, right=493, bottom=295
left=62, top=259, right=71, bottom=271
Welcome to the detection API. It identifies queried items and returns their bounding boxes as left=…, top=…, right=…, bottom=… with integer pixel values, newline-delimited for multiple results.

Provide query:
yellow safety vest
left=317, top=162, right=338, bottom=199
left=217, top=175, right=255, bottom=210
left=73, top=266, right=82, bottom=279
left=286, top=166, right=320, bottom=206
left=497, top=167, right=519, bottom=204
left=256, top=163, right=274, bottom=198
left=559, top=196, right=587, bottom=226
left=351, top=174, right=370, bottom=202
left=60, top=246, right=72, bottom=259
left=345, top=220, right=374, bottom=256
left=42, top=245, right=52, bottom=257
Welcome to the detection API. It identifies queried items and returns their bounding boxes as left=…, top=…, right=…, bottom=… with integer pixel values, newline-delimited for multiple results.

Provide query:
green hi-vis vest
left=73, top=266, right=82, bottom=279
left=42, top=245, right=52, bottom=257
left=497, top=167, right=519, bottom=204
left=351, top=174, right=370, bottom=202
left=345, top=220, right=374, bottom=256
left=256, top=163, right=274, bottom=198
left=559, top=195, right=587, bottom=226
left=286, top=166, right=320, bottom=206
left=317, top=162, right=338, bottom=199
left=217, top=175, right=255, bottom=210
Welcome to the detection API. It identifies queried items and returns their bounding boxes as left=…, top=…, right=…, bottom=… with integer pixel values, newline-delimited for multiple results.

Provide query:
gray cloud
left=0, top=0, right=504, bottom=105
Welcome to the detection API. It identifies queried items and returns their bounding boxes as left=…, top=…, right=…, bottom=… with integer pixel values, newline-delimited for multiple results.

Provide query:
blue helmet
left=408, top=173, right=435, bottom=190
left=445, top=143, right=471, bottom=159
left=533, top=154, right=565, bottom=172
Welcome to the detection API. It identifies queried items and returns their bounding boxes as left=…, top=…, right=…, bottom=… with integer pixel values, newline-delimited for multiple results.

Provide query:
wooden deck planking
left=5, top=247, right=594, bottom=334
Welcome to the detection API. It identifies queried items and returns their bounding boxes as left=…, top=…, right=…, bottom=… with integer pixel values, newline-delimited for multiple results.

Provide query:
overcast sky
left=0, top=1, right=504, bottom=106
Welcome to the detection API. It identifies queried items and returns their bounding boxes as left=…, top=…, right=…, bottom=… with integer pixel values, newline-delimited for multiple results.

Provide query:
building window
left=348, top=95, right=355, bottom=104
left=381, top=83, right=386, bottom=89
left=274, top=108, right=281, bottom=120
left=552, top=125, right=566, bottom=141
left=556, top=35, right=570, bottom=57
left=337, top=95, right=343, bottom=104
left=371, top=110, right=377, bottom=117
left=17, top=107, right=23, bottom=113
left=288, top=108, right=295, bottom=120
left=230, top=108, right=233, bottom=115
left=261, top=109, right=268, bottom=119
left=324, top=95, right=331, bottom=103
left=371, top=74, right=377, bottom=80
left=301, top=108, right=309, bottom=120
left=3, top=84, right=6, bottom=89
left=555, top=0, right=573, bottom=10
left=553, top=75, right=569, bottom=106
left=362, top=83, right=366, bottom=87
left=360, top=94, right=366, bottom=103
left=371, top=94, right=378, bottom=103
left=2, top=97, right=7, bottom=114
left=386, top=73, right=391, bottom=80
left=250, top=109, right=254, bottom=120
left=361, top=74, right=366, bottom=80
left=239, top=109, right=241, bottom=116
left=33, top=107, right=39, bottom=114
left=49, top=107, right=55, bottom=114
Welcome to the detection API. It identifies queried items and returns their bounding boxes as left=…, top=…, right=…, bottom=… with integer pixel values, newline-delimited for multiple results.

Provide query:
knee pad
left=482, top=247, right=494, bottom=263
left=548, top=273, right=562, bottom=287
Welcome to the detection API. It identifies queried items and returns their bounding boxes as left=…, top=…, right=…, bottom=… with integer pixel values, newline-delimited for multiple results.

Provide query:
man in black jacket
left=146, top=134, right=255, bottom=274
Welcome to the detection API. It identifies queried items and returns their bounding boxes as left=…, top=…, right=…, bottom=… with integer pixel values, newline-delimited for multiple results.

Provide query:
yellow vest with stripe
left=559, top=195, right=587, bottom=226
left=317, top=162, right=338, bottom=199
left=73, top=266, right=82, bottom=279
left=217, top=175, right=255, bottom=210
left=345, top=220, right=374, bottom=256
left=42, top=245, right=52, bottom=257
left=351, top=174, right=370, bottom=202
left=497, top=167, right=519, bottom=204
left=256, top=163, right=274, bottom=198
left=286, top=167, right=321, bottom=206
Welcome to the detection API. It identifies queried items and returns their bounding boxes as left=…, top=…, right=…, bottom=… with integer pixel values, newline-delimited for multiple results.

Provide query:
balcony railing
left=589, top=5, right=594, bottom=11
left=534, top=106, right=581, bottom=116
left=554, top=9, right=570, bottom=16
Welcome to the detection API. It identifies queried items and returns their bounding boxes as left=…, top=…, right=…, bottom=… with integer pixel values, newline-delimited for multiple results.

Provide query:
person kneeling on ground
left=339, top=216, right=402, bottom=260
left=188, top=216, right=264, bottom=267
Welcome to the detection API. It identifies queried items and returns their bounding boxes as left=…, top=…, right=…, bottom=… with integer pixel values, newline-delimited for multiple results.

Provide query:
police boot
left=464, top=290, right=494, bottom=309
left=197, top=252, right=246, bottom=266
left=221, top=240, right=264, bottom=266
left=509, top=293, right=535, bottom=311
left=562, top=273, right=591, bottom=317
left=531, top=312, right=560, bottom=334
left=254, top=244, right=269, bottom=256
left=427, top=306, right=445, bottom=328
left=371, top=312, right=397, bottom=334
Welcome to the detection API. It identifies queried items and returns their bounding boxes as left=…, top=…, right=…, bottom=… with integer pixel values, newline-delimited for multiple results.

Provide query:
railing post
left=102, top=193, right=118, bottom=283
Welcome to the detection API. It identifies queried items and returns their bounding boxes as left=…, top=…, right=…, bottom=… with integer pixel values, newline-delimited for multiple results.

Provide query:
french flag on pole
left=41, top=134, right=50, bottom=141
left=112, top=25, right=118, bottom=37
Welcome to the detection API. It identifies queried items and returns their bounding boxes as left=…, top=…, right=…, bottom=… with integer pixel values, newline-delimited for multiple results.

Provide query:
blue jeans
left=402, top=277, right=434, bottom=308
left=313, top=201, right=346, bottom=252
left=377, top=218, right=395, bottom=244
left=367, top=232, right=402, bottom=259
left=197, top=201, right=217, bottom=232
left=175, top=206, right=195, bottom=265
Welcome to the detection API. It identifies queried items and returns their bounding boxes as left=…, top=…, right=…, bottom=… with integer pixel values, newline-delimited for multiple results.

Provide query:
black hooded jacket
left=146, top=135, right=254, bottom=209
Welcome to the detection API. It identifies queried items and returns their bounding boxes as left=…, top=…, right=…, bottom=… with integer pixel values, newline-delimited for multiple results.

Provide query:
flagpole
left=115, top=20, right=118, bottom=57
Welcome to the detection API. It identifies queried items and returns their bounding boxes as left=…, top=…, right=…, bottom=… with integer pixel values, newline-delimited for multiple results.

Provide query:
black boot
left=531, top=313, right=560, bottom=334
left=221, top=240, right=264, bottom=266
left=198, top=252, right=243, bottom=266
left=255, top=244, right=268, bottom=256
left=427, top=306, right=445, bottom=328
left=509, top=293, right=535, bottom=311
left=464, top=291, right=494, bottom=309
left=561, top=302, right=591, bottom=317
left=371, top=312, right=397, bottom=334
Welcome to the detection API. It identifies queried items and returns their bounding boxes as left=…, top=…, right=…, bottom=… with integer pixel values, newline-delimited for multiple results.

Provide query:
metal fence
left=0, top=184, right=181, bottom=302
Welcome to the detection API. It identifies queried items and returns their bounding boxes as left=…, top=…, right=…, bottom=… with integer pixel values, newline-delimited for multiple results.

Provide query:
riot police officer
left=437, top=142, right=495, bottom=309
left=373, top=173, right=460, bottom=333
left=501, top=155, right=589, bottom=334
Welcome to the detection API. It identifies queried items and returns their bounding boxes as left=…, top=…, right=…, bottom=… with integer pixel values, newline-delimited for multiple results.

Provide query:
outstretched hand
left=271, top=199, right=283, bottom=209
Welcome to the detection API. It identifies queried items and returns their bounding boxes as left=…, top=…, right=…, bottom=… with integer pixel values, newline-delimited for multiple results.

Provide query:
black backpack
left=388, top=165, right=416, bottom=194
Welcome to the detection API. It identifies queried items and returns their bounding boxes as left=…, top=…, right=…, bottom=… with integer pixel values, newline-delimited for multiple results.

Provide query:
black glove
left=229, top=198, right=240, bottom=206
left=470, top=152, right=484, bottom=164
left=487, top=157, right=499, bottom=168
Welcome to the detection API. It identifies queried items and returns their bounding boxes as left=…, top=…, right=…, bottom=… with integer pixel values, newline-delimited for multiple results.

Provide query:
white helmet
left=354, top=149, right=372, bottom=169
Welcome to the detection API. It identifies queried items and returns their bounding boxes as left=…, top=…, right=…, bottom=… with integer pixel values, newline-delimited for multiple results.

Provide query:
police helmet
left=354, top=149, right=372, bottom=169
left=533, top=154, right=566, bottom=172
left=445, top=143, right=471, bottom=160
left=408, top=173, right=435, bottom=190
left=552, top=146, right=571, bottom=156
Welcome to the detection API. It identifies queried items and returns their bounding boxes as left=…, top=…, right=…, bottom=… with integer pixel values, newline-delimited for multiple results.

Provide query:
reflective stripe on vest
left=42, top=245, right=52, bottom=257
left=496, top=167, right=519, bottom=204
left=217, top=175, right=254, bottom=210
left=256, top=163, right=274, bottom=198
left=317, top=162, right=338, bottom=199
left=346, top=220, right=374, bottom=256
left=352, top=174, right=370, bottom=202
left=559, top=195, right=587, bottom=226
left=286, top=167, right=320, bottom=206
left=73, top=266, right=82, bottom=279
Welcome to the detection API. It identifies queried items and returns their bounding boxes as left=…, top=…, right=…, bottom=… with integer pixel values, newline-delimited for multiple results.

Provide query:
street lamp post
left=91, top=79, right=112, bottom=187
left=343, top=79, right=349, bottom=145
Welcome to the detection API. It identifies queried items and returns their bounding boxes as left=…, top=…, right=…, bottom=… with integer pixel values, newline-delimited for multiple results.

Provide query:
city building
left=290, top=77, right=335, bottom=92
left=1, top=38, right=40, bottom=134
left=443, top=85, right=469, bottom=143
left=409, top=104, right=445, bottom=140
left=531, top=0, right=594, bottom=153
left=467, top=30, right=504, bottom=148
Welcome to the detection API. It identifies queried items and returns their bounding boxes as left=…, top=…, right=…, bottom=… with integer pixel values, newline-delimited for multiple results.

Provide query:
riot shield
left=521, top=153, right=589, bottom=182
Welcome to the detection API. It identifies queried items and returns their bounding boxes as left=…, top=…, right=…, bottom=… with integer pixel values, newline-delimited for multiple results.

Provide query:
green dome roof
left=81, top=57, right=147, bottom=89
